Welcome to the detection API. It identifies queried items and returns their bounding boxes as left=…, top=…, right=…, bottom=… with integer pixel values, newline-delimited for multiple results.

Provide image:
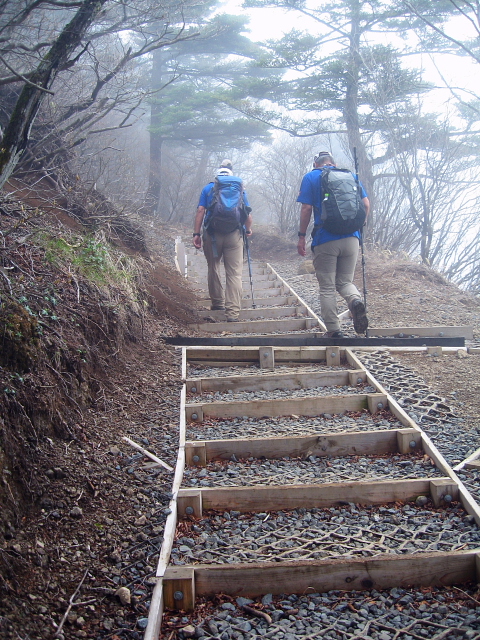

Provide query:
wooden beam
left=177, top=490, right=202, bottom=518
left=185, top=441, right=206, bottom=466
left=397, top=429, right=422, bottom=454
left=430, top=479, right=459, bottom=507
left=185, top=393, right=387, bottom=421
left=259, top=346, right=275, bottom=370
left=177, top=478, right=437, bottom=514
left=197, top=306, right=301, bottom=321
left=189, top=550, right=478, bottom=599
left=185, top=370, right=362, bottom=394
left=368, top=326, right=473, bottom=339
left=189, top=317, right=314, bottom=334
left=185, top=428, right=422, bottom=463
left=326, top=346, right=341, bottom=366
left=163, top=566, right=195, bottom=611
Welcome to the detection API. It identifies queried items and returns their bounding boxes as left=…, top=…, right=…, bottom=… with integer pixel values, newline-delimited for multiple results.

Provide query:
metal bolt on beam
left=185, top=506, right=194, bottom=515
left=191, top=387, right=197, bottom=393
left=330, top=352, right=336, bottom=358
left=409, top=440, right=417, bottom=449
left=444, top=494, right=452, bottom=503
left=191, top=413, right=198, bottom=420
left=192, top=455, right=200, bottom=464
left=377, top=402, right=384, bottom=410
left=174, top=591, right=184, bottom=601
left=357, top=377, right=363, bottom=384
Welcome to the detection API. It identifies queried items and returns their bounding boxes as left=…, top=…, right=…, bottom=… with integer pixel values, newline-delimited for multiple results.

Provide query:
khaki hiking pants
left=313, top=236, right=362, bottom=332
left=202, top=229, right=243, bottom=319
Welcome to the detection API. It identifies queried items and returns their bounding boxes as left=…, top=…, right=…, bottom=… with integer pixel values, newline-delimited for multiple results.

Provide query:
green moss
left=41, top=233, right=137, bottom=286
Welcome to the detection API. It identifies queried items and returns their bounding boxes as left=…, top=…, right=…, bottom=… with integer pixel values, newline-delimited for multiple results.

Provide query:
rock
left=180, top=624, right=196, bottom=637
left=109, top=446, right=121, bottom=455
left=137, top=617, right=149, bottom=629
left=54, top=467, right=67, bottom=479
left=102, top=618, right=114, bottom=631
left=134, top=515, right=147, bottom=526
left=70, top=507, right=83, bottom=518
left=115, top=587, right=131, bottom=605
left=75, top=616, right=85, bottom=628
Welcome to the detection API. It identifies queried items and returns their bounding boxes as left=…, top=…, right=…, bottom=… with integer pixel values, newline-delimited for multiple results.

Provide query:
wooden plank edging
left=163, top=549, right=480, bottom=608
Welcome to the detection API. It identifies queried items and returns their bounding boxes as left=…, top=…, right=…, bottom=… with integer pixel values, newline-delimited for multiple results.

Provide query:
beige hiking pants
left=313, top=236, right=362, bottom=332
left=202, top=229, right=243, bottom=319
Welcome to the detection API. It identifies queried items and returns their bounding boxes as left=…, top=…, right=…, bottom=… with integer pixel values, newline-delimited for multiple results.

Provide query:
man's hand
left=193, top=234, right=202, bottom=249
left=297, top=237, right=306, bottom=257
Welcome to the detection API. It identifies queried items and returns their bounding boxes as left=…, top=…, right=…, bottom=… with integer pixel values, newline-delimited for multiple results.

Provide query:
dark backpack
left=320, top=167, right=366, bottom=235
left=205, top=175, right=246, bottom=234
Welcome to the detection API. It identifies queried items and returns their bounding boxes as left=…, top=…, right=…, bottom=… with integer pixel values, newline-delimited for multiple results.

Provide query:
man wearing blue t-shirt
left=297, top=151, right=370, bottom=338
left=193, top=159, right=252, bottom=321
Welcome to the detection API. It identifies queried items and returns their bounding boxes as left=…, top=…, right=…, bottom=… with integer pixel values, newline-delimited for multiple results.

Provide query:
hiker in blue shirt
left=193, top=159, right=252, bottom=322
left=297, top=151, right=370, bottom=337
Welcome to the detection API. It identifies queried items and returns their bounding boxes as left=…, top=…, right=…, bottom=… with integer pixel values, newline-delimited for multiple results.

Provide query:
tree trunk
left=343, top=0, right=375, bottom=229
left=0, top=0, right=108, bottom=188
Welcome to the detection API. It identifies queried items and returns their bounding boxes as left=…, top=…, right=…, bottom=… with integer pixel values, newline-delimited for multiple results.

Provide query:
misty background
left=2, top=0, right=480, bottom=289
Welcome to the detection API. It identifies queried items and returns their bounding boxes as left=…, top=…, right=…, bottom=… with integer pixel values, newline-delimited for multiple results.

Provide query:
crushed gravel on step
left=171, top=503, right=480, bottom=566
left=186, top=411, right=403, bottom=441
left=183, top=452, right=443, bottom=487
left=187, top=364, right=350, bottom=379
left=355, top=350, right=479, bottom=466
left=162, top=585, right=480, bottom=639
left=187, top=384, right=376, bottom=403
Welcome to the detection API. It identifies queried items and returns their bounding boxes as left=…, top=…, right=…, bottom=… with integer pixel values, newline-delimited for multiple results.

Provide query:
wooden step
left=185, top=392, right=388, bottom=421
left=196, top=295, right=297, bottom=309
left=186, top=368, right=366, bottom=393
left=196, top=306, right=306, bottom=321
left=184, top=427, right=422, bottom=464
left=189, top=316, right=316, bottom=334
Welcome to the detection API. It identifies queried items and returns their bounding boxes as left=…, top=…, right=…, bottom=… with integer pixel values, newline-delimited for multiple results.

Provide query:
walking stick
left=354, top=147, right=369, bottom=337
left=243, top=228, right=256, bottom=309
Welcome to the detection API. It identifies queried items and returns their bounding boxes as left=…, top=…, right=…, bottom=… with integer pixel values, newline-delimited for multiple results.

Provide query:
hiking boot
left=211, top=305, right=225, bottom=311
left=226, top=317, right=239, bottom=323
left=324, top=330, right=344, bottom=338
left=350, top=299, right=368, bottom=334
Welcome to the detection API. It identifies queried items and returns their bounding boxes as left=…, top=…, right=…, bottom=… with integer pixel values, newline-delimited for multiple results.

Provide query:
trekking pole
left=243, top=228, right=256, bottom=309
left=354, top=147, right=369, bottom=337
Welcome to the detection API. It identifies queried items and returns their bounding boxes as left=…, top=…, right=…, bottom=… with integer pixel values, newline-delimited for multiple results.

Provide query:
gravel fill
left=187, top=364, right=350, bottom=379
left=459, top=468, right=480, bottom=505
left=171, top=503, right=480, bottom=566
left=188, top=384, right=376, bottom=403
left=183, top=452, right=444, bottom=488
left=163, top=586, right=480, bottom=639
left=355, top=350, right=477, bottom=466
left=186, top=411, right=404, bottom=441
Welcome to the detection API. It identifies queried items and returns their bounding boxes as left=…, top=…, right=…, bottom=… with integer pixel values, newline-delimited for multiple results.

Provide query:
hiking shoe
left=350, top=299, right=368, bottom=334
left=324, top=330, right=344, bottom=338
left=211, top=305, right=225, bottom=311
left=226, top=317, right=239, bottom=323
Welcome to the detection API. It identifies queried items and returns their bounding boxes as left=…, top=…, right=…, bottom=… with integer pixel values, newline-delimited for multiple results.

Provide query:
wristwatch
left=193, top=233, right=200, bottom=237
left=298, top=232, right=306, bottom=237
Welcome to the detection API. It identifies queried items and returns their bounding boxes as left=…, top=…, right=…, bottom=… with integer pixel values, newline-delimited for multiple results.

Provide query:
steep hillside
left=2, top=195, right=480, bottom=640
left=0, top=192, right=201, bottom=639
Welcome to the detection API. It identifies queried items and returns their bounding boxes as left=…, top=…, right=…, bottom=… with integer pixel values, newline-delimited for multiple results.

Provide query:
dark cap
left=314, top=151, right=333, bottom=164
left=220, top=158, right=233, bottom=170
